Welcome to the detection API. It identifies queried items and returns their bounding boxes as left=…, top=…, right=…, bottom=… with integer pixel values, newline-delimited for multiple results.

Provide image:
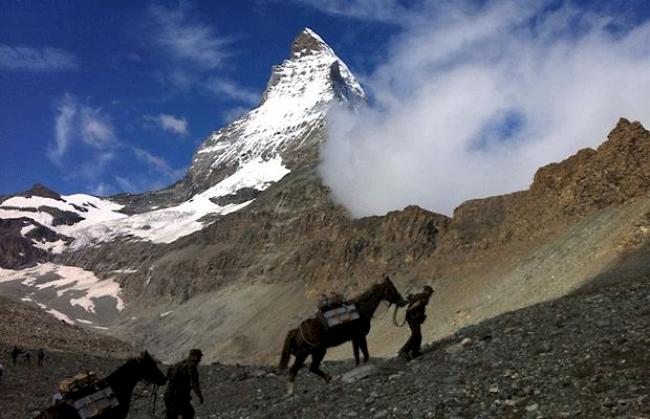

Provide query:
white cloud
left=49, top=95, right=119, bottom=165
left=49, top=95, right=119, bottom=179
left=49, top=94, right=77, bottom=165
left=319, top=1, right=650, bottom=217
left=148, top=4, right=228, bottom=70
left=159, top=114, right=189, bottom=135
left=290, top=0, right=427, bottom=26
left=90, top=182, right=116, bottom=196
left=80, top=108, right=117, bottom=149
left=48, top=95, right=184, bottom=191
left=222, top=106, right=249, bottom=123
left=0, top=45, right=79, bottom=71
left=205, top=79, right=259, bottom=105
left=146, top=113, right=189, bottom=136
left=145, top=4, right=260, bottom=106
left=131, top=147, right=183, bottom=179
left=114, top=174, right=169, bottom=194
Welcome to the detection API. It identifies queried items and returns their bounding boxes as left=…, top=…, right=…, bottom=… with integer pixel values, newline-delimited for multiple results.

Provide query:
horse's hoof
left=286, top=382, right=295, bottom=397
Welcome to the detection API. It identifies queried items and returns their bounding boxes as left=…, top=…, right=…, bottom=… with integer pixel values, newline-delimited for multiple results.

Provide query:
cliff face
left=59, top=168, right=450, bottom=301
left=54, top=118, right=650, bottom=312
left=434, top=118, right=650, bottom=267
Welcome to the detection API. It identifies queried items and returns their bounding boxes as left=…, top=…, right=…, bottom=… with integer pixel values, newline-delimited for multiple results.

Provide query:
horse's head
left=379, top=275, right=407, bottom=307
left=136, top=351, right=167, bottom=386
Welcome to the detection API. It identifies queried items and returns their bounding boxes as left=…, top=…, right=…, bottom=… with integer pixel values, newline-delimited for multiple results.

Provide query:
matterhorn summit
left=186, top=28, right=365, bottom=195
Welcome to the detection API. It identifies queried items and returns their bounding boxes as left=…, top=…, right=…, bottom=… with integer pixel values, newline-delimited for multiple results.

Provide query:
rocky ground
left=2, top=273, right=649, bottom=418
left=0, top=294, right=131, bottom=356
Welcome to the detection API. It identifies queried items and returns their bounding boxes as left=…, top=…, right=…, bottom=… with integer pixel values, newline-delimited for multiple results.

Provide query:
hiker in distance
left=398, top=285, right=434, bottom=360
left=11, top=346, right=22, bottom=365
left=164, top=348, right=204, bottom=419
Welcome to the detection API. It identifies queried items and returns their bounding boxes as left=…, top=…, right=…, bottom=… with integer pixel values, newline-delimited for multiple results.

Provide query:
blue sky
left=0, top=0, right=397, bottom=196
left=4, top=1, right=650, bottom=216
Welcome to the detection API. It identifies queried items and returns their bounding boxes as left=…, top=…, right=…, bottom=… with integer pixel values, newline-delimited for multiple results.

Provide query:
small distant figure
left=164, top=348, right=204, bottom=419
left=11, top=346, right=22, bottom=365
left=398, top=285, right=434, bottom=360
left=37, top=349, right=45, bottom=367
left=0, top=361, right=4, bottom=382
left=22, top=351, right=32, bottom=368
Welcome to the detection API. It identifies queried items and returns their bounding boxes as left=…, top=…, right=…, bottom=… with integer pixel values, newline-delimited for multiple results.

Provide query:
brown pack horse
left=35, top=351, right=166, bottom=419
left=279, top=276, right=407, bottom=395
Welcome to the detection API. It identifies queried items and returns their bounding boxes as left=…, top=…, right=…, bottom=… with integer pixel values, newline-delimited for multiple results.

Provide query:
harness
left=298, top=322, right=319, bottom=348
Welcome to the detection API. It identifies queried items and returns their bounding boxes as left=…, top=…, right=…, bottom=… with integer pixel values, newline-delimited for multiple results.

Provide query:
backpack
left=56, top=372, right=119, bottom=418
left=59, top=371, right=98, bottom=395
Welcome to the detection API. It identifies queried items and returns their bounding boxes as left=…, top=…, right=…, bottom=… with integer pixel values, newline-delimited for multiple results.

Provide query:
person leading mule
left=279, top=275, right=408, bottom=396
left=164, top=348, right=204, bottom=419
left=398, top=285, right=434, bottom=360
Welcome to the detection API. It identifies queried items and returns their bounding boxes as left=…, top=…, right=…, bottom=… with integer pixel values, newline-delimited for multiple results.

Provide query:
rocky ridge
left=58, top=118, right=650, bottom=299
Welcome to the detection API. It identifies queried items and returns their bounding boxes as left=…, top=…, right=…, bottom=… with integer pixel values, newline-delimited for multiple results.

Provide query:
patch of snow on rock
left=70, top=157, right=290, bottom=246
left=0, top=263, right=124, bottom=313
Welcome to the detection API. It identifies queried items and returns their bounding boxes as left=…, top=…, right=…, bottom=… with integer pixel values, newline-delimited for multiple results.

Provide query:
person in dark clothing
left=164, top=349, right=204, bottom=419
left=11, top=346, right=22, bottom=365
left=37, top=349, right=45, bottom=367
left=399, top=285, right=434, bottom=360
left=23, top=351, right=31, bottom=367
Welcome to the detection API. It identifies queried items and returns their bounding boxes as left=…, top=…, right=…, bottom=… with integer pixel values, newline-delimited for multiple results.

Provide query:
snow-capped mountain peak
left=290, top=27, right=332, bottom=58
left=189, top=28, right=365, bottom=190
left=0, top=29, right=365, bottom=263
left=261, top=27, right=364, bottom=106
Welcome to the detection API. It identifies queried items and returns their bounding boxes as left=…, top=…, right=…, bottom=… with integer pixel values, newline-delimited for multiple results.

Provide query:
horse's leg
left=309, top=347, right=332, bottom=383
left=352, top=339, right=360, bottom=366
left=287, top=351, right=308, bottom=396
left=359, top=336, right=370, bottom=363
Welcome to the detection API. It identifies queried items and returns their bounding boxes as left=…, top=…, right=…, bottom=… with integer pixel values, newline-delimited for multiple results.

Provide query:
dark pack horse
left=279, top=276, right=407, bottom=395
left=35, top=351, right=166, bottom=419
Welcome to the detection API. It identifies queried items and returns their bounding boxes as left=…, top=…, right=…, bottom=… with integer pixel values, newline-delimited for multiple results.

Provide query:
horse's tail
left=279, top=328, right=297, bottom=370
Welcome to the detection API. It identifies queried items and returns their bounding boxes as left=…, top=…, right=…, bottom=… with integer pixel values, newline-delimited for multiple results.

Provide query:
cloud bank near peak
left=319, top=1, right=650, bottom=217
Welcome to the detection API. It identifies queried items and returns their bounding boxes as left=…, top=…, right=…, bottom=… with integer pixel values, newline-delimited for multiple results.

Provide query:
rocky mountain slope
left=3, top=271, right=648, bottom=418
left=0, top=295, right=132, bottom=417
left=50, top=117, right=650, bottom=365
left=0, top=294, right=131, bottom=356
left=2, top=27, right=650, bottom=369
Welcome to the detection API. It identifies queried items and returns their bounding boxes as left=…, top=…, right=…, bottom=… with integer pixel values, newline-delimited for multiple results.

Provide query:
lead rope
left=393, top=304, right=407, bottom=327
left=150, top=384, right=159, bottom=418
left=393, top=286, right=414, bottom=327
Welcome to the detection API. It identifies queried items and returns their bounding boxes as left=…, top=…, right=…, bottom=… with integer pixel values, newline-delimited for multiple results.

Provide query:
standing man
left=164, top=348, right=204, bottom=419
left=11, top=346, right=21, bottom=365
left=37, top=348, right=45, bottom=367
left=398, top=285, right=434, bottom=360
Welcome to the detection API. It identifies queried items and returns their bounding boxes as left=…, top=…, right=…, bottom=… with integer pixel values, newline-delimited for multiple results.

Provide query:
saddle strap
left=298, top=322, right=318, bottom=347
